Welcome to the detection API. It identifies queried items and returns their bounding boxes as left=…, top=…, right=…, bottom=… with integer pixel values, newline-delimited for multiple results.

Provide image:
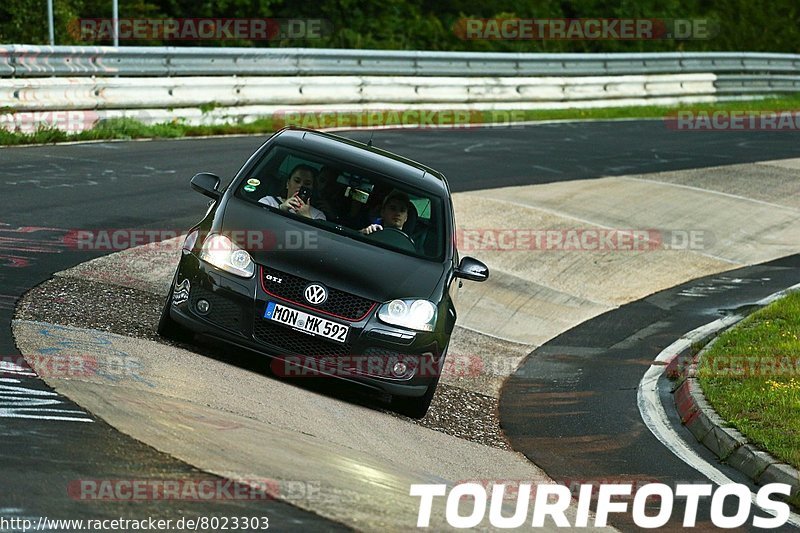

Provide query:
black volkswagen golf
left=158, top=127, right=488, bottom=417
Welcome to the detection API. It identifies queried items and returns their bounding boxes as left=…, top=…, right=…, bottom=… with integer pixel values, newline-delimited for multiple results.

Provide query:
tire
left=157, top=278, right=194, bottom=343
left=390, top=377, right=439, bottom=419
left=390, top=345, right=448, bottom=418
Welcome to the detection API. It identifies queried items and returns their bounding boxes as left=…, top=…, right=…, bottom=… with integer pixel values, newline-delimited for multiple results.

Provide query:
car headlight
left=199, top=234, right=254, bottom=278
left=377, top=299, right=437, bottom=332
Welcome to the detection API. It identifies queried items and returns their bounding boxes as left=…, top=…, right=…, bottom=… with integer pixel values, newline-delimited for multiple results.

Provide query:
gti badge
left=264, top=273, right=283, bottom=284
left=304, top=283, right=328, bottom=305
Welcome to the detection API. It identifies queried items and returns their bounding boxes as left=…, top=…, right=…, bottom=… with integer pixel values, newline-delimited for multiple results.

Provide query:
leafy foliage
left=1, top=0, right=797, bottom=52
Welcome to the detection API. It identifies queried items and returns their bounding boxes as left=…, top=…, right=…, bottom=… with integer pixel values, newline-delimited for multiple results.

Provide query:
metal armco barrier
left=1, top=46, right=799, bottom=78
left=0, top=74, right=722, bottom=111
left=0, top=45, right=798, bottom=132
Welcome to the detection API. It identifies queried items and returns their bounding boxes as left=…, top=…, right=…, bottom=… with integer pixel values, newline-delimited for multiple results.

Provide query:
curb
left=669, top=320, right=800, bottom=508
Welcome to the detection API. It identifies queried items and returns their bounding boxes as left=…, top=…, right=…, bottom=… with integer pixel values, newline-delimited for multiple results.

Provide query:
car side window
left=411, top=198, right=431, bottom=220
left=410, top=197, right=441, bottom=257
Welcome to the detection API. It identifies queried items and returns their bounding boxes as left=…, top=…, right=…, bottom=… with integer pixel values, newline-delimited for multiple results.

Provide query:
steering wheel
left=366, top=227, right=416, bottom=252
left=385, top=227, right=415, bottom=243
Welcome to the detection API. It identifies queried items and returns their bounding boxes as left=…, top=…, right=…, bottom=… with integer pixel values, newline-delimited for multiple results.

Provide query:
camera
left=297, top=186, right=312, bottom=203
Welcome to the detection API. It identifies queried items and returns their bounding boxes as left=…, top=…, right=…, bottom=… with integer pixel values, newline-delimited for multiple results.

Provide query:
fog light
left=196, top=299, right=210, bottom=315
left=392, top=361, right=408, bottom=377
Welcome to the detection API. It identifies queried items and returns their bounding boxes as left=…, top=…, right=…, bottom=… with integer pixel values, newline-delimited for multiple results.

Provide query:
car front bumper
left=169, top=254, right=447, bottom=398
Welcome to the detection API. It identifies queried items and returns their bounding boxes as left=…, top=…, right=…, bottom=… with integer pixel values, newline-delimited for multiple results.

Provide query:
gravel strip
left=15, top=277, right=165, bottom=341
left=407, top=384, right=510, bottom=450
left=16, top=276, right=511, bottom=450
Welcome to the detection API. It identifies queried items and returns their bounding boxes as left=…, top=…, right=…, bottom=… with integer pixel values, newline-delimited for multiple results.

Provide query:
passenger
left=360, top=190, right=410, bottom=235
left=259, top=164, right=326, bottom=220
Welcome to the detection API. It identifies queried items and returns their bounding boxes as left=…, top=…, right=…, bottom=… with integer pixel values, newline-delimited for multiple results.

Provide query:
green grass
left=505, top=93, right=800, bottom=122
left=2, top=93, right=800, bottom=146
left=0, top=116, right=281, bottom=146
left=697, top=291, right=800, bottom=470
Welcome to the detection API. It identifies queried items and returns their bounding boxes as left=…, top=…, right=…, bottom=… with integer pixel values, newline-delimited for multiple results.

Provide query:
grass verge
left=2, top=94, right=800, bottom=146
left=697, top=291, right=800, bottom=469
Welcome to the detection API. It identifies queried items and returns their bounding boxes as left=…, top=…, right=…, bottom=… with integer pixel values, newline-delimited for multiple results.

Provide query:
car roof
left=270, top=128, right=450, bottom=196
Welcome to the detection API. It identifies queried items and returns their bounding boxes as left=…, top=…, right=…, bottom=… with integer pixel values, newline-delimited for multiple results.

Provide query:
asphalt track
left=500, top=256, right=800, bottom=531
left=0, top=137, right=346, bottom=528
left=2, top=122, right=800, bottom=527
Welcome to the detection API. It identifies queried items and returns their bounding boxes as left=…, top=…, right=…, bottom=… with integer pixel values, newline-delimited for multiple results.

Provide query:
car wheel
left=157, top=277, right=193, bottom=343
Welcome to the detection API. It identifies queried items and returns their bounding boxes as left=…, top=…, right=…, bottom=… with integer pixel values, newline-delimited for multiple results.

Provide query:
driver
left=360, top=190, right=410, bottom=235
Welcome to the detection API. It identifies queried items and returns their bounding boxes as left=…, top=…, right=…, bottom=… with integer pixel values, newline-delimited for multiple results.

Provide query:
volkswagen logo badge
left=304, top=283, right=328, bottom=305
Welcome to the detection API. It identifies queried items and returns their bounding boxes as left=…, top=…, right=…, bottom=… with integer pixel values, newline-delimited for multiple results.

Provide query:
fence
left=1, top=46, right=798, bottom=132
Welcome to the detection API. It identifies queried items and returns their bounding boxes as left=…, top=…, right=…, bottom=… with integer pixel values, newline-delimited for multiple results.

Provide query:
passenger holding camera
left=259, top=164, right=326, bottom=220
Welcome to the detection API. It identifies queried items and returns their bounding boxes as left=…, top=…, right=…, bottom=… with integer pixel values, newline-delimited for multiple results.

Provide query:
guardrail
left=1, top=46, right=798, bottom=133
left=2, top=46, right=800, bottom=78
left=2, top=74, right=722, bottom=111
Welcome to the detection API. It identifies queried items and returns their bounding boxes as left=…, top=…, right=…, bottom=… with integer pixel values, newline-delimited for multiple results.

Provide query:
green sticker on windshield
left=243, top=185, right=256, bottom=192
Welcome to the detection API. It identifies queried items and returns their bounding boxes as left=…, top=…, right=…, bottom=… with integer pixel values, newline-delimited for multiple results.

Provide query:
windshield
left=233, top=144, right=446, bottom=260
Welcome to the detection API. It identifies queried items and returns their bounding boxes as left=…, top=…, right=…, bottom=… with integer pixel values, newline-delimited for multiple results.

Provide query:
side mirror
left=455, top=256, right=489, bottom=282
left=190, top=172, right=222, bottom=200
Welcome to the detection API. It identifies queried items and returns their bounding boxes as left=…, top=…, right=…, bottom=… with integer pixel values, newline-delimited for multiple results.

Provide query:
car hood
left=221, top=199, right=446, bottom=303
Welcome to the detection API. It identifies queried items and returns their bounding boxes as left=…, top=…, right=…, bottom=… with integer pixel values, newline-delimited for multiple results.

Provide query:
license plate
left=264, top=302, right=349, bottom=343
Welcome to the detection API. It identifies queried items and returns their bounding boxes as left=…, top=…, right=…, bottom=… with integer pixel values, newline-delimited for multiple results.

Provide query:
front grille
left=252, top=313, right=353, bottom=358
left=190, top=286, right=243, bottom=332
left=260, top=266, right=376, bottom=321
